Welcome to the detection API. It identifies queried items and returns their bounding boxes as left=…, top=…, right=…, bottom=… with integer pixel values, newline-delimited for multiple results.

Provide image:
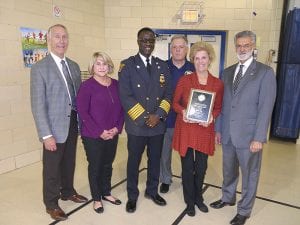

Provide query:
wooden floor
left=0, top=137, right=299, bottom=225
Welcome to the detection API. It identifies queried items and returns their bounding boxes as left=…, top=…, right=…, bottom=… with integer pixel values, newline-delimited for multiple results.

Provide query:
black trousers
left=126, top=134, right=164, bottom=200
left=43, top=110, right=78, bottom=209
left=181, top=148, right=208, bottom=206
left=82, top=135, right=118, bottom=201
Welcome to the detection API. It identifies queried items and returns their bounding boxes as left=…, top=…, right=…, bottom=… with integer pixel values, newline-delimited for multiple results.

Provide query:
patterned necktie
left=61, top=60, right=76, bottom=108
left=146, top=57, right=151, bottom=74
left=233, top=64, right=244, bottom=93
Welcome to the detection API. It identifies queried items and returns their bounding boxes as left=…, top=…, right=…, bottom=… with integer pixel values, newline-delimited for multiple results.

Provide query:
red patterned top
left=172, top=72, right=224, bottom=157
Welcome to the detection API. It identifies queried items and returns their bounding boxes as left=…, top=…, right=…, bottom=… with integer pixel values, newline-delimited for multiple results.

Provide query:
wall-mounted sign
left=53, top=5, right=62, bottom=17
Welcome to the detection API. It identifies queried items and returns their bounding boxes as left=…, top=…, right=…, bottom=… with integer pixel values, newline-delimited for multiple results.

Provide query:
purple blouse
left=76, top=77, right=124, bottom=139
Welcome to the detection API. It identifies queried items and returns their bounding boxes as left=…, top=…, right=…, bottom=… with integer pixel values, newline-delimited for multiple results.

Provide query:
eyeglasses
left=235, top=43, right=253, bottom=49
left=138, top=38, right=155, bottom=44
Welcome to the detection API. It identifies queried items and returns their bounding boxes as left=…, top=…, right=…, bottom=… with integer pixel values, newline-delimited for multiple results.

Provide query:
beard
left=237, top=50, right=253, bottom=61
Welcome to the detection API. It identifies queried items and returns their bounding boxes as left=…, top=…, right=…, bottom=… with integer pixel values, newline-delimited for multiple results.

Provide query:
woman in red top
left=172, top=42, right=224, bottom=216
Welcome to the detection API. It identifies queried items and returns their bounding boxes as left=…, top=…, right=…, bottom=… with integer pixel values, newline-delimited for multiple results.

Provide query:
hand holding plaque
left=186, top=89, right=215, bottom=123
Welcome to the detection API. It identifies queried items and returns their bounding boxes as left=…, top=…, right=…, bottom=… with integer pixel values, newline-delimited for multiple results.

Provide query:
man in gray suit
left=210, top=31, right=276, bottom=225
left=30, top=24, right=87, bottom=221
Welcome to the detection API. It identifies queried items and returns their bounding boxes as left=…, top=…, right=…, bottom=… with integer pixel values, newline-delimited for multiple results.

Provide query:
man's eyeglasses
left=138, top=39, right=155, bottom=44
left=235, top=43, right=253, bottom=49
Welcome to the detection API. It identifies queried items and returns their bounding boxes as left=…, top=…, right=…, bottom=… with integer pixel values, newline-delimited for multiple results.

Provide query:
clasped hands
left=182, top=109, right=213, bottom=127
left=145, top=114, right=160, bottom=128
left=100, top=127, right=118, bottom=140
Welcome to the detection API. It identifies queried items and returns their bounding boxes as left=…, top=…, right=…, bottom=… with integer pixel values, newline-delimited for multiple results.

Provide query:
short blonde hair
left=189, top=41, right=216, bottom=63
left=88, top=52, right=114, bottom=75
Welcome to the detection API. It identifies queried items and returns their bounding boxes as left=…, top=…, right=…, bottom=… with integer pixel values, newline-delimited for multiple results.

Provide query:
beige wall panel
left=234, top=9, right=252, bottom=20
left=0, top=101, right=11, bottom=117
left=64, top=8, right=84, bottom=23
left=205, top=0, right=226, bottom=8
left=213, top=8, right=235, bottom=19
left=121, top=18, right=142, bottom=28
left=121, top=39, right=139, bottom=50
left=106, top=18, right=122, bottom=28
left=15, top=149, right=41, bottom=169
left=105, top=39, right=122, bottom=50
left=141, top=0, right=162, bottom=7
left=14, top=0, right=51, bottom=16
left=131, top=7, right=154, bottom=17
left=11, top=99, right=31, bottom=114
left=105, top=28, right=136, bottom=39
left=0, top=0, right=14, bottom=9
left=105, top=6, right=131, bottom=17
left=0, top=86, right=22, bottom=102
left=0, top=157, right=15, bottom=174
left=226, top=0, right=247, bottom=8
left=200, top=19, right=226, bottom=30
left=0, top=140, right=28, bottom=159
left=120, top=0, right=141, bottom=7
left=142, top=18, right=164, bottom=27
left=0, top=130, right=13, bottom=146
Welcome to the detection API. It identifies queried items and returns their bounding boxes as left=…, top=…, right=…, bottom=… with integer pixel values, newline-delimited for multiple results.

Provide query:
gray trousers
left=159, top=128, right=174, bottom=184
left=221, top=139, right=262, bottom=217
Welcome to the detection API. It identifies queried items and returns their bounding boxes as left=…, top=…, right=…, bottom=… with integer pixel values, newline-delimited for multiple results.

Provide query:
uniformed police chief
left=118, top=27, right=172, bottom=213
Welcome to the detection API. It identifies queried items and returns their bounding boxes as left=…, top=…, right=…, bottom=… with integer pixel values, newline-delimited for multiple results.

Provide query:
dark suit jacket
left=118, top=54, right=172, bottom=136
left=30, top=54, right=81, bottom=143
left=216, top=60, right=276, bottom=148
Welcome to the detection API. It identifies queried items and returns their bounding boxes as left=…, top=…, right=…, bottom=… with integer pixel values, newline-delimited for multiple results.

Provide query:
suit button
left=146, top=97, right=149, bottom=100
left=68, top=115, right=70, bottom=117
left=69, top=104, right=71, bottom=106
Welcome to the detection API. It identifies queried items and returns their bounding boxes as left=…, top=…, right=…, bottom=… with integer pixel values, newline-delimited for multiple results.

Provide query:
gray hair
left=170, top=35, right=188, bottom=47
left=47, top=24, right=68, bottom=39
left=234, top=30, right=256, bottom=45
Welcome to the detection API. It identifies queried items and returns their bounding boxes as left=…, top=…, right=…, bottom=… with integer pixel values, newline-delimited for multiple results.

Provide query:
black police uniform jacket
left=118, top=54, right=172, bottom=136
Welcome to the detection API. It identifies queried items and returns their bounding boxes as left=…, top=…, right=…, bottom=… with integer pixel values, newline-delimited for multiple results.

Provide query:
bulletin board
left=153, top=29, right=227, bottom=78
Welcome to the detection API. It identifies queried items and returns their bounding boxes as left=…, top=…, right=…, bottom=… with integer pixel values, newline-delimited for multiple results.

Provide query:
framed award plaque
left=186, top=89, right=215, bottom=123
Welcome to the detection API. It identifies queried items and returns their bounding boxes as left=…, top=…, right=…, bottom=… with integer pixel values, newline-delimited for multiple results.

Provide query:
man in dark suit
left=30, top=24, right=87, bottom=221
left=118, top=27, right=172, bottom=213
left=210, top=30, right=276, bottom=225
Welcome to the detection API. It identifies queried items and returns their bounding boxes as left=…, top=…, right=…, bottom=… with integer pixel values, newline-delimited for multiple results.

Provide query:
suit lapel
left=66, top=58, right=80, bottom=92
left=226, top=65, right=236, bottom=94
left=234, top=60, right=257, bottom=95
left=47, top=55, right=70, bottom=98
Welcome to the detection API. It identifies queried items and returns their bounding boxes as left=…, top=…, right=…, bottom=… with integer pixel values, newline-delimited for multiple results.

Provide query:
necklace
left=106, top=85, right=114, bottom=104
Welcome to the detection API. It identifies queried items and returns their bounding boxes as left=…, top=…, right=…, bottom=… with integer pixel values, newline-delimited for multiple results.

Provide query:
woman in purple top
left=77, top=52, right=124, bottom=213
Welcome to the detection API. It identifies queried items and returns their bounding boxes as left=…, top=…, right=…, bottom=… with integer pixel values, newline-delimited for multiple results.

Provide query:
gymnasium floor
left=1, top=137, right=299, bottom=225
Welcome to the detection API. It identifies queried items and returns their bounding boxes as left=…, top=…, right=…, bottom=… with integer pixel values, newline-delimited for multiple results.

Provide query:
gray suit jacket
left=216, top=60, right=276, bottom=148
left=30, top=54, right=81, bottom=143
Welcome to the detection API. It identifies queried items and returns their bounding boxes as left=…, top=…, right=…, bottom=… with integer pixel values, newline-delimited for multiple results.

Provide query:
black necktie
left=233, top=65, right=244, bottom=93
left=146, top=57, right=151, bottom=74
left=61, top=60, right=76, bottom=108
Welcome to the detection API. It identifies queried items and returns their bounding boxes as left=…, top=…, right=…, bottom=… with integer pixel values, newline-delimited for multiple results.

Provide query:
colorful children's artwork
left=20, top=27, right=48, bottom=68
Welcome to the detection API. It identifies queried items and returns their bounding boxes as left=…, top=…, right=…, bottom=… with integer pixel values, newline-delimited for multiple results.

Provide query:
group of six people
left=30, top=24, right=276, bottom=225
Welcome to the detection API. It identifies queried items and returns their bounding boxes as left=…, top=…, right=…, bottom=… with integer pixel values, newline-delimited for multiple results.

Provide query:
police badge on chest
left=160, top=74, right=165, bottom=87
